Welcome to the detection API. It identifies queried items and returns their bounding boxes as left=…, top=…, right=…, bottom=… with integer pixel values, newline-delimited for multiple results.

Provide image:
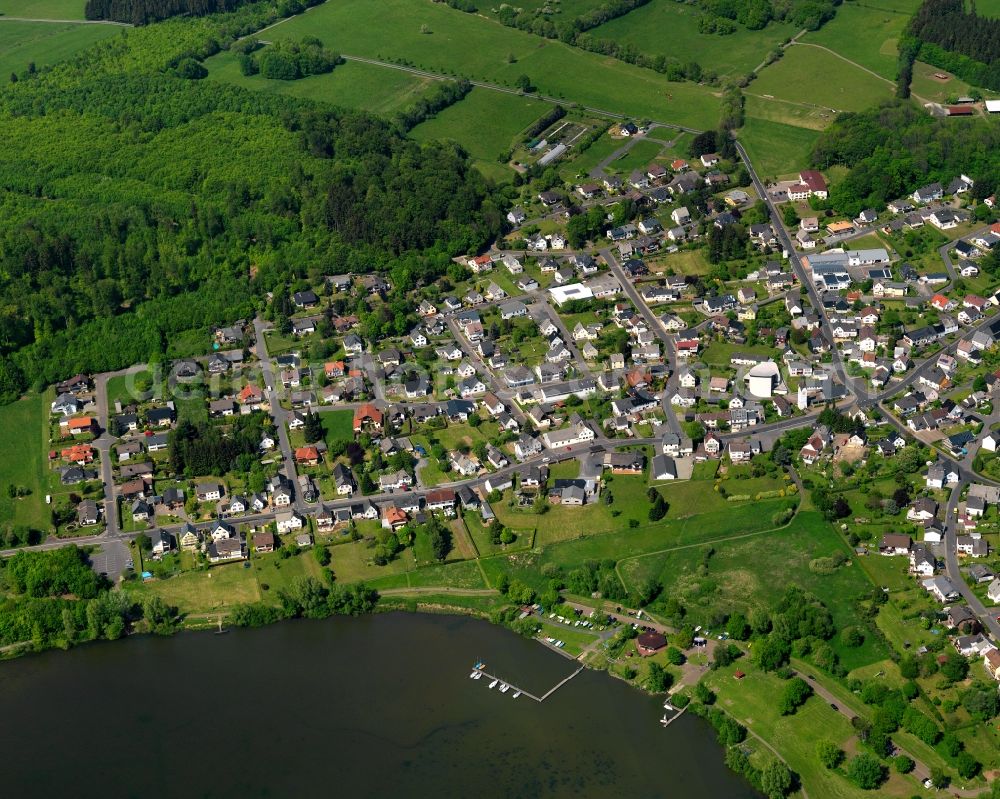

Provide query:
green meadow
left=206, top=51, right=438, bottom=116
left=592, top=0, right=799, bottom=78
left=409, top=87, right=550, bottom=164
left=0, top=19, right=120, bottom=75
left=259, top=0, right=721, bottom=130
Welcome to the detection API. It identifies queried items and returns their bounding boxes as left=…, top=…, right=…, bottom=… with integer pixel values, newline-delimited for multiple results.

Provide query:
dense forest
left=810, top=101, right=1000, bottom=216
left=0, top=3, right=504, bottom=403
left=907, top=0, right=1000, bottom=90
left=84, top=0, right=285, bottom=25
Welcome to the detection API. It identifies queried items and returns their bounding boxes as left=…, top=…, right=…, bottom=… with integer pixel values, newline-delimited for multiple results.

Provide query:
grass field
left=206, top=51, right=438, bottom=116
left=909, top=59, right=974, bottom=104
left=738, top=115, right=822, bottom=179
left=625, top=511, right=887, bottom=671
left=591, top=0, right=799, bottom=78
left=801, top=0, right=919, bottom=80
left=707, top=663, right=925, bottom=799
left=410, top=87, right=550, bottom=165
left=0, top=0, right=86, bottom=18
left=135, top=562, right=262, bottom=614
left=752, top=43, right=894, bottom=113
left=320, top=409, right=354, bottom=444
left=652, top=248, right=713, bottom=276
left=0, top=393, right=49, bottom=532
left=0, top=19, right=120, bottom=75
left=603, top=138, right=663, bottom=176
left=562, top=131, right=619, bottom=178
left=259, top=0, right=722, bottom=130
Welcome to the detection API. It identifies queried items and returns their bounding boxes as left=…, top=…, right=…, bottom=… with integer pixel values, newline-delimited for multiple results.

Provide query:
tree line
left=85, top=0, right=320, bottom=25
left=0, top=546, right=178, bottom=652
left=907, top=0, right=1000, bottom=90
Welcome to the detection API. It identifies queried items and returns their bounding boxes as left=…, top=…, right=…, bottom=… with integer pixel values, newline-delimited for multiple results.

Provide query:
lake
left=0, top=612, right=761, bottom=798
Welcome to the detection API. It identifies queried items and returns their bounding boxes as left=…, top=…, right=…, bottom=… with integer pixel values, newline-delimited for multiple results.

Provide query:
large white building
left=548, top=283, right=594, bottom=307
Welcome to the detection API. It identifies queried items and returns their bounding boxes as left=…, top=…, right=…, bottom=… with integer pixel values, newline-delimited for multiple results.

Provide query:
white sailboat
left=489, top=679, right=498, bottom=689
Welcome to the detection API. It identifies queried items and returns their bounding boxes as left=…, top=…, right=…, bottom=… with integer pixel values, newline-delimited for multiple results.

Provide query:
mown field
left=591, top=0, right=799, bottom=78
left=0, top=393, right=49, bottom=532
left=259, top=0, right=722, bottom=129
left=0, top=0, right=86, bottom=18
left=0, top=19, right=120, bottom=75
left=738, top=114, right=821, bottom=178
left=751, top=43, right=894, bottom=113
left=800, top=0, right=919, bottom=79
left=206, top=51, right=438, bottom=116
left=409, top=87, right=550, bottom=165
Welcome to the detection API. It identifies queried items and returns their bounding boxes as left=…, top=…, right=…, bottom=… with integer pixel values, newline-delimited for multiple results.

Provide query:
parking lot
left=89, top=540, right=132, bottom=581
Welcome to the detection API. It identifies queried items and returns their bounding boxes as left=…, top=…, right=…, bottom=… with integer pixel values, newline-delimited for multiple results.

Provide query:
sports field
left=591, top=0, right=799, bottom=78
left=260, top=0, right=721, bottom=130
left=410, top=87, right=550, bottom=164
left=206, top=51, right=437, bottom=116
left=0, top=19, right=120, bottom=75
left=751, top=43, right=894, bottom=113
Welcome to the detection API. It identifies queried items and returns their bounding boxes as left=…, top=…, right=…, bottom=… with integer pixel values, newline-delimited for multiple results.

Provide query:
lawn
left=562, top=131, right=620, bottom=178
left=320, top=409, right=354, bottom=444
left=206, top=51, right=437, bottom=116
left=591, top=0, right=799, bottom=78
left=260, top=0, right=722, bottom=130
left=603, top=138, right=663, bottom=177
left=737, top=115, right=822, bottom=179
left=706, top=663, right=925, bottom=799
left=0, top=392, right=51, bottom=532
left=0, top=0, right=87, bottom=18
left=134, top=562, right=261, bottom=615
left=252, top=549, right=323, bottom=599
left=105, top=369, right=157, bottom=410
left=801, top=0, right=919, bottom=80
left=410, top=87, right=551, bottom=165
left=329, top=537, right=416, bottom=584
left=463, top=511, right=534, bottom=557
left=0, top=20, right=120, bottom=75
left=652, top=248, right=713, bottom=276
left=752, top=43, right=894, bottom=113
left=700, top=339, right=778, bottom=367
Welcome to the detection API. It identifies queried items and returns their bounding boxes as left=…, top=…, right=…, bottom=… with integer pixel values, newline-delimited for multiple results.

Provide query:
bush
left=816, top=740, right=844, bottom=769
left=846, top=753, right=885, bottom=790
left=779, top=677, right=813, bottom=715
left=893, top=755, right=914, bottom=774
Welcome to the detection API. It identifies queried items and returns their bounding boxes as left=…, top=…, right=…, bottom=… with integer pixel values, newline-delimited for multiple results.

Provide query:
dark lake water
left=0, top=612, right=761, bottom=798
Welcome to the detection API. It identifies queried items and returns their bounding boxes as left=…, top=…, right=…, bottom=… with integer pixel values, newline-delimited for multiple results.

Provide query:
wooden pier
left=660, top=704, right=688, bottom=727
left=473, top=664, right=584, bottom=703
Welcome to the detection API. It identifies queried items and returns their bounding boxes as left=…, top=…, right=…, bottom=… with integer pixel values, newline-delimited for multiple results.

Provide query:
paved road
left=601, top=247, right=683, bottom=437
left=253, top=316, right=306, bottom=513
left=734, top=139, right=869, bottom=403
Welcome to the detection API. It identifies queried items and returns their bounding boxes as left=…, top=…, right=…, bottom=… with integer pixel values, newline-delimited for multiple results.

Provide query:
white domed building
left=745, top=361, right=781, bottom=399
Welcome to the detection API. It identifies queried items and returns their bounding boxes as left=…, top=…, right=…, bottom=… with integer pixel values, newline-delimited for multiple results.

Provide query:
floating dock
left=471, top=664, right=584, bottom=703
